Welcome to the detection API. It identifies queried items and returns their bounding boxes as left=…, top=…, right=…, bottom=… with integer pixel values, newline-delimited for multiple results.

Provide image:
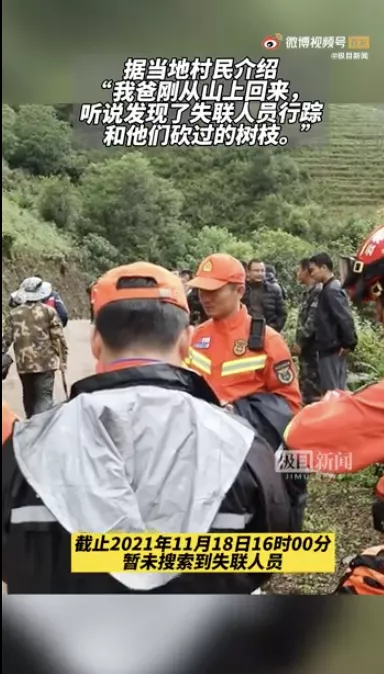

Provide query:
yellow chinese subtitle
left=71, top=533, right=336, bottom=574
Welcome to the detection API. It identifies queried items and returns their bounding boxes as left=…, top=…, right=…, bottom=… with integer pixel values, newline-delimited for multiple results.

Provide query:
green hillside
left=2, top=103, right=384, bottom=319
left=2, top=194, right=73, bottom=259
left=2, top=194, right=89, bottom=317
left=294, top=105, right=384, bottom=213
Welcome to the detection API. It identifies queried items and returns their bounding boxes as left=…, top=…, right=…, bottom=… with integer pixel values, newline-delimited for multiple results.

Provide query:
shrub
left=39, top=176, right=81, bottom=230
left=2, top=159, right=13, bottom=190
left=80, top=233, right=122, bottom=279
left=348, top=311, right=384, bottom=387
left=182, top=225, right=254, bottom=270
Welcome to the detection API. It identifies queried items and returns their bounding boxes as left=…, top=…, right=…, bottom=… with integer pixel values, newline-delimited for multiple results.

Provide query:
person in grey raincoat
left=2, top=262, right=301, bottom=595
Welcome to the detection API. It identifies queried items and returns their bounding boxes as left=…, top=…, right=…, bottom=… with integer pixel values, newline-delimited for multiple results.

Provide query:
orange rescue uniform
left=336, top=545, right=384, bottom=596
left=187, top=305, right=301, bottom=414
left=284, top=380, right=384, bottom=471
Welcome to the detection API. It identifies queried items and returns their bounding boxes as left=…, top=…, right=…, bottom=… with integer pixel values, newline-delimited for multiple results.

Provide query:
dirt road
left=3, top=320, right=95, bottom=417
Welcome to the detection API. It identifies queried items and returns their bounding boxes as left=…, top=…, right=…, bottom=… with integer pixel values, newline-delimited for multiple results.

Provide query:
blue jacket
left=45, top=292, right=69, bottom=327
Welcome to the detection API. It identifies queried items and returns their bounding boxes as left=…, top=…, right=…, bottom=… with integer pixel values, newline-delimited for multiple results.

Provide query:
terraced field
left=292, top=105, right=384, bottom=214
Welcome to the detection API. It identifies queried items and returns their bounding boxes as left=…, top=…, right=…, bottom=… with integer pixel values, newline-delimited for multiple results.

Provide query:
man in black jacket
left=243, top=259, right=287, bottom=332
left=265, top=264, right=288, bottom=301
left=309, top=253, right=358, bottom=393
left=179, top=268, right=207, bottom=325
left=2, top=262, right=299, bottom=595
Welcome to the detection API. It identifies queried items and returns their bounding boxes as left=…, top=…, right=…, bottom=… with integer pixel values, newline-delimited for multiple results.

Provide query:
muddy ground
left=3, top=320, right=381, bottom=594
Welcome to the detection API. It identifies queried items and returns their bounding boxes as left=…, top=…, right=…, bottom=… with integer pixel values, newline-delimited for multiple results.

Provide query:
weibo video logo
left=262, top=33, right=283, bottom=50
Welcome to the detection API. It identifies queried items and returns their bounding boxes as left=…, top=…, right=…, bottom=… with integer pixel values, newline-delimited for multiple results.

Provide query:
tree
left=182, top=225, right=254, bottom=269
left=80, top=233, right=121, bottom=279
left=2, top=105, right=17, bottom=160
left=9, top=105, right=72, bottom=175
left=251, top=196, right=327, bottom=240
left=79, top=152, right=186, bottom=266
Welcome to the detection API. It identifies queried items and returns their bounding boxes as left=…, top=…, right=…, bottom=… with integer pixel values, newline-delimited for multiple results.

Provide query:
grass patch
left=2, top=194, right=73, bottom=260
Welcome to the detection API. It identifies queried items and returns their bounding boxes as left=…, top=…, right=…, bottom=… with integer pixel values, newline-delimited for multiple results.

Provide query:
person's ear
left=91, top=326, right=102, bottom=361
left=238, top=283, right=246, bottom=299
left=179, top=325, right=194, bottom=361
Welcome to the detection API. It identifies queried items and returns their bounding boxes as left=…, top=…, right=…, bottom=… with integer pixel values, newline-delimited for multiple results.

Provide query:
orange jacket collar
left=212, top=304, right=248, bottom=330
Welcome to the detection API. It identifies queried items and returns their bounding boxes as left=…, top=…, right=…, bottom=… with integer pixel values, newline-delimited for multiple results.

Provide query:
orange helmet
left=336, top=545, right=384, bottom=595
left=339, top=224, right=384, bottom=302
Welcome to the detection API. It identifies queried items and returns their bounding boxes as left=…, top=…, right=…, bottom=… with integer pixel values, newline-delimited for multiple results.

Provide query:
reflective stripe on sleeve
left=188, top=347, right=212, bottom=375
left=221, top=355, right=267, bottom=377
left=10, top=505, right=57, bottom=524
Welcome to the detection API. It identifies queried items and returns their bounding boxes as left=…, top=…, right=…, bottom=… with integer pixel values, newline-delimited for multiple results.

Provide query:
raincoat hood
left=12, top=384, right=255, bottom=591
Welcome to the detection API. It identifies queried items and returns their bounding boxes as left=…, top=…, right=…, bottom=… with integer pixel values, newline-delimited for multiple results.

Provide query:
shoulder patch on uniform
left=274, top=359, right=294, bottom=385
left=233, top=339, right=248, bottom=356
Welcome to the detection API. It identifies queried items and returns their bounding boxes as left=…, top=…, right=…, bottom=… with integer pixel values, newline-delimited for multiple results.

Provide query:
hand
left=291, top=344, right=301, bottom=356
left=323, top=390, right=342, bottom=402
left=339, top=348, right=350, bottom=357
left=220, top=400, right=234, bottom=413
left=323, top=389, right=352, bottom=401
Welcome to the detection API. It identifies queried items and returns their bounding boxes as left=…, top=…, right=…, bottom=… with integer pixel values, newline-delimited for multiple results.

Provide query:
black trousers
left=19, top=371, right=55, bottom=418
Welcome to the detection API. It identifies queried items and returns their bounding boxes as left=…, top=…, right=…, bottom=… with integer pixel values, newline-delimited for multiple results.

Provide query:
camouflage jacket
left=295, top=283, right=322, bottom=350
left=2, top=303, right=68, bottom=374
left=2, top=314, right=10, bottom=355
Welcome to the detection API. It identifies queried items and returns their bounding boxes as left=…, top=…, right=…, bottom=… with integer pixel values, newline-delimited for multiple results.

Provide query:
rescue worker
left=335, top=547, right=383, bottom=595
left=187, top=254, right=301, bottom=424
left=2, top=281, right=68, bottom=418
left=2, top=262, right=300, bottom=595
left=10, top=277, right=69, bottom=328
left=291, top=258, right=322, bottom=405
left=284, top=224, right=384, bottom=595
left=186, top=255, right=306, bottom=524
